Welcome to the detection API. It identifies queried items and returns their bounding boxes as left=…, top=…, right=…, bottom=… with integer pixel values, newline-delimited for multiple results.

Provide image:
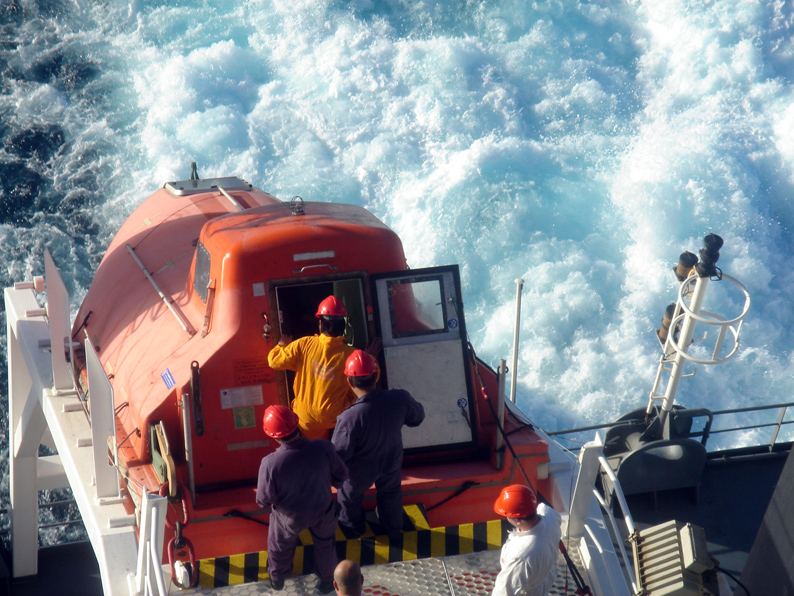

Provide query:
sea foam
left=2, top=0, right=794, bottom=469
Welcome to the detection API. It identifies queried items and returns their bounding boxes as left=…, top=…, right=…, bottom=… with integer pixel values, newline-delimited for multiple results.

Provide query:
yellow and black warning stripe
left=197, top=505, right=509, bottom=589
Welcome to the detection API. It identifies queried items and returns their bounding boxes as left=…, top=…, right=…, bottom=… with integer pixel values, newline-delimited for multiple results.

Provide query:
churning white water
left=2, top=1, right=794, bottom=527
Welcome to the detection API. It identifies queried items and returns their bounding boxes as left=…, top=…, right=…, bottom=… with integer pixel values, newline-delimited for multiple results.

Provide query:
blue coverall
left=256, top=437, right=348, bottom=583
left=332, top=389, right=425, bottom=536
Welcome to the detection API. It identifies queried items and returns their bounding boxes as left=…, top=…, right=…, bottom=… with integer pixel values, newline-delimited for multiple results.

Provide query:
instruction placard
left=220, top=385, right=264, bottom=410
left=233, top=358, right=273, bottom=385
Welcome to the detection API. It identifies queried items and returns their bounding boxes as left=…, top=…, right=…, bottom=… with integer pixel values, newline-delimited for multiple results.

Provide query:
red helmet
left=316, top=295, right=347, bottom=318
left=262, top=405, right=299, bottom=438
left=493, top=484, right=537, bottom=518
left=344, top=350, right=378, bottom=377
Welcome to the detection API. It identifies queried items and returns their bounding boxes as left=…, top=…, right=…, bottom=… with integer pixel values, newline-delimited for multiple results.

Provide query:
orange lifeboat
left=71, top=175, right=551, bottom=569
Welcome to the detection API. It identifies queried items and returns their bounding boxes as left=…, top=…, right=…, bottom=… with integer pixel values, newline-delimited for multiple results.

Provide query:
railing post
left=148, top=504, right=168, bottom=595
left=770, top=405, right=787, bottom=451
left=509, top=279, right=523, bottom=404
left=6, top=286, right=50, bottom=579
left=85, top=338, right=121, bottom=500
left=131, top=491, right=167, bottom=595
left=44, top=249, right=75, bottom=391
left=568, top=434, right=604, bottom=540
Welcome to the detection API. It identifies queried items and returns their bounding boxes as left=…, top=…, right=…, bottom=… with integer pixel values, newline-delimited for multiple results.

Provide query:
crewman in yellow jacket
left=268, top=296, right=357, bottom=440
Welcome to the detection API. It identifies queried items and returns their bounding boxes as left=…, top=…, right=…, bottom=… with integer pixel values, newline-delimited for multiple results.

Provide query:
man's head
left=493, top=484, right=539, bottom=528
left=333, top=559, right=363, bottom=596
left=316, top=296, right=347, bottom=337
left=344, top=350, right=378, bottom=391
left=262, top=405, right=299, bottom=442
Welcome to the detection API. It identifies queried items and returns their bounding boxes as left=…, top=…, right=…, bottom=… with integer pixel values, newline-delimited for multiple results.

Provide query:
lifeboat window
left=387, top=276, right=447, bottom=338
left=193, top=242, right=211, bottom=303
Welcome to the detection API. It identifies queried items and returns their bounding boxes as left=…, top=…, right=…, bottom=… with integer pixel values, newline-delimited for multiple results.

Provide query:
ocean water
left=2, top=0, right=794, bottom=539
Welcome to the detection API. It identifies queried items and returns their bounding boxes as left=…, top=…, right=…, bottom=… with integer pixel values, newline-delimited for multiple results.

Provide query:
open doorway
left=275, top=279, right=368, bottom=347
left=274, top=278, right=369, bottom=402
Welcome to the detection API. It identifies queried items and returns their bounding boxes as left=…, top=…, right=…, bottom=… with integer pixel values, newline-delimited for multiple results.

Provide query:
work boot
left=339, top=522, right=364, bottom=539
left=318, top=579, right=334, bottom=594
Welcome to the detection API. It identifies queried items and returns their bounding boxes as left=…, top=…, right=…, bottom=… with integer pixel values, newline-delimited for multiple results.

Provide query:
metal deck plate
left=176, top=545, right=582, bottom=596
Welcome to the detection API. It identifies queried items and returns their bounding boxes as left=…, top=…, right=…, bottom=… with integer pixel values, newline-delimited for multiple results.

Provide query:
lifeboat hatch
left=275, top=278, right=368, bottom=347
left=273, top=277, right=370, bottom=402
left=371, top=265, right=478, bottom=454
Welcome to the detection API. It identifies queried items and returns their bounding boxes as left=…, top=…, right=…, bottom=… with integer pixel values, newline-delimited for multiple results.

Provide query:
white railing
left=6, top=253, right=168, bottom=596
left=566, top=436, right=638, bottom=595
left=129, top=492, right=168, bottom=596
left=549, top=402, right=794, bottom=454
left=595, top=456, right=638, bottom=594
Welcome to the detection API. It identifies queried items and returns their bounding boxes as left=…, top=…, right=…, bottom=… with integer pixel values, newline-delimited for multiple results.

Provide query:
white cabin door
left=371, top=266, right=477, bottom=452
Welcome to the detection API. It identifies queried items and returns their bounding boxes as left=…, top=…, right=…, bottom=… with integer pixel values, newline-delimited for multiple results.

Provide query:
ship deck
left=2, top=445, right=787, bottom=596
left=619, top=446, right=790, bottom=580
left=0, top=539, right=581, bottom=596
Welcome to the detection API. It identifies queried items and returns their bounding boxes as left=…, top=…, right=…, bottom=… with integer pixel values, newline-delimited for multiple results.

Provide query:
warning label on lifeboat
left=233, top=406, right=256, bottom=429
left=220, top=385, right=264, bottom=409
left=233, top=358, right=273, bottom=385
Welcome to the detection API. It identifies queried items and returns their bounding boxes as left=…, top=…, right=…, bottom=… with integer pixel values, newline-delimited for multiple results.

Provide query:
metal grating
left=176, top=541, right=583, bottom=596
left=196, top=505, right=508, bottom=589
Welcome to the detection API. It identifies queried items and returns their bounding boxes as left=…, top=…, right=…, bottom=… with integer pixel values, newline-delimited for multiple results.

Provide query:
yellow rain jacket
left=267, top=334, right=356, bottom=440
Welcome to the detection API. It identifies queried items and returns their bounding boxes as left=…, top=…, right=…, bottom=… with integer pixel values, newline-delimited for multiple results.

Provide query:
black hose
left=426, top=480, right=479, bottom=512
left=224, top=509, right=269, bottom=526
left=715, top=565, right=752, bottom=596
left=558, top=543, right=590, bottom=595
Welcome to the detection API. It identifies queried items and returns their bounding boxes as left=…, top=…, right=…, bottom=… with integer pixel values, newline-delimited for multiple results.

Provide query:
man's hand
left=278, top=334, right=293, bottom=346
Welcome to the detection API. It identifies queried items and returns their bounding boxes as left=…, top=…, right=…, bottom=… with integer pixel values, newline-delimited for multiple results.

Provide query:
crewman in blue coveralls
left=256, top=405, right=348, bottom=593
left=331, top=350, right=425, bottom=538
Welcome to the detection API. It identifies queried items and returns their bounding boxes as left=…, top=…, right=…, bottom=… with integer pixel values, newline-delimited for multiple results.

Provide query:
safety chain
left=159, top=481, right=198, bottom=589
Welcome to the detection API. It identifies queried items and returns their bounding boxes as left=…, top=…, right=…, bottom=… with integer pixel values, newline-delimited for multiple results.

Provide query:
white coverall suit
left=492, top=503, right=563, bottom=596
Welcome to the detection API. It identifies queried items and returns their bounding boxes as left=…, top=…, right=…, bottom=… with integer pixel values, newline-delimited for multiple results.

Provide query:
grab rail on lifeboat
left=125, top=244, right=195, bottom=337
left=218, top=186, right=245, bottom=211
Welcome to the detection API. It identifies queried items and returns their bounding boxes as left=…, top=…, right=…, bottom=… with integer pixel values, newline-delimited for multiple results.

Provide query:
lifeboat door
left=371, top=265, right=477, bottom=452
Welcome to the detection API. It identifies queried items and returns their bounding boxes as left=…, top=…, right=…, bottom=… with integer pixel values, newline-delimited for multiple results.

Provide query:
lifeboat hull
left=70, top=176, right=551, bottom=564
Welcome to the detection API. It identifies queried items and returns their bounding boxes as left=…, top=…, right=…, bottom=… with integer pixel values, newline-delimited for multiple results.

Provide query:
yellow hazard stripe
left=197, top=505, right=507, bottom=589
left=459, top=522, right=474, bottom=554
left=198, top=557, right=216, bottom=589
left=402, top=530, right=418, bottom=561
left=487, top=519, right=503, bottom=549
left=405, top=504, right=431, bottom=530
left=226, top=553, right=246, bottom=585
left=292, top=545, right=304, bottom=576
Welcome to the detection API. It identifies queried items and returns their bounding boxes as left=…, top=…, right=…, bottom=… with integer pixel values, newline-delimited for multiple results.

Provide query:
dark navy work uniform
left=256, top=437, right=348, bottom=583
left=331, top=389, right=424, bottom=536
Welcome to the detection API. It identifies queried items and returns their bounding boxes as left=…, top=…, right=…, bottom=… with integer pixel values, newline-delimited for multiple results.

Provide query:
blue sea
left=2, top=0, right=794, bottom=541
